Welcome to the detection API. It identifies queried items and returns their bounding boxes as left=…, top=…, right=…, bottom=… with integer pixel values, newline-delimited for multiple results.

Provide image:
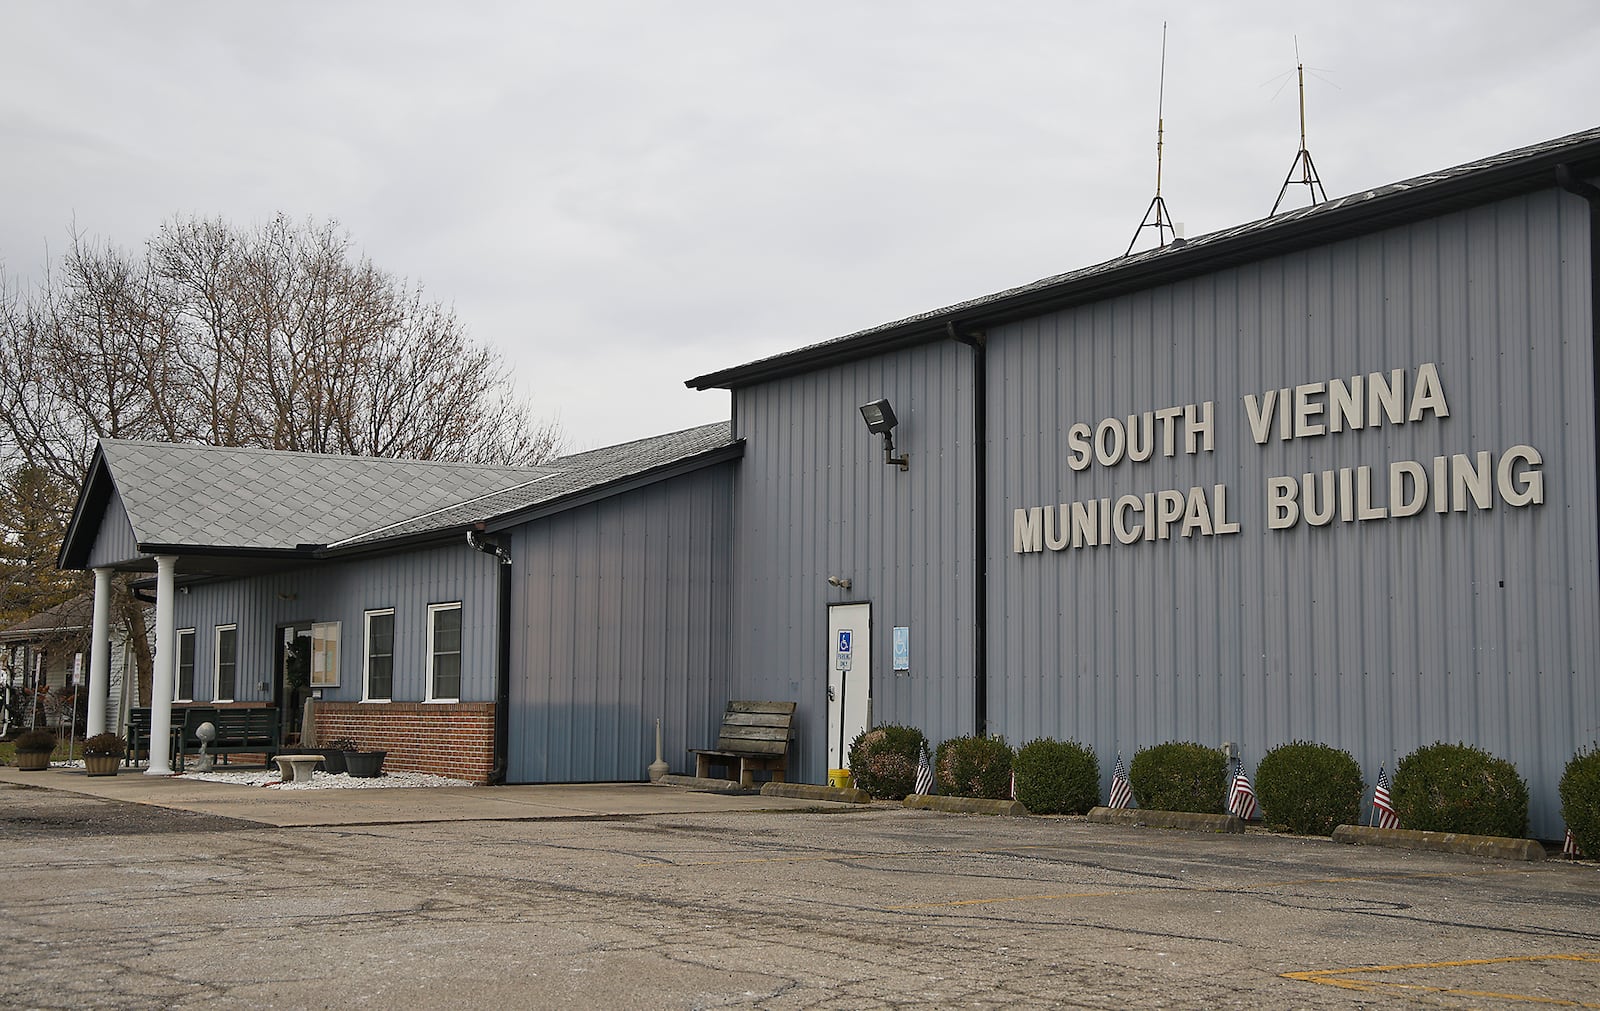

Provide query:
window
left=215, top=625, right=237, bottom=701
left=310, top=621, right=341, bottom=687
left=427, top=603, right=461, bottom=702
left=176, top=629, right=196, bottom=702
left=364, top=609, right=394, bottom=702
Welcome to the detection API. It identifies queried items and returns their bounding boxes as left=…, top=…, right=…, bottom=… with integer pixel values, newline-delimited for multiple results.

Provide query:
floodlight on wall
left=859, top=398, right=909, bottom=471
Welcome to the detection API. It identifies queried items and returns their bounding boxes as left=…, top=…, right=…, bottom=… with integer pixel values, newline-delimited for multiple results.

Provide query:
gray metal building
left=692, top=127, right=1600, bottom=837
left=58, top=126, right=1600, bottom=837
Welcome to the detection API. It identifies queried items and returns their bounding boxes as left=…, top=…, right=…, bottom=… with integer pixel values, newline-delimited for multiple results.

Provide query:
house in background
left=56, top=424, right=740, bottom=781
left=1, top=593, right=145, bottom=738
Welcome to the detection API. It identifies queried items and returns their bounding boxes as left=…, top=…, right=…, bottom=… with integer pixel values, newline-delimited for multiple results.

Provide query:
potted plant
left=82, top=733, right=126, bottom=777
left=13, top=730, right=58, bottom=771
left=343, top=744, right=387, bottom=779
left=322, top=737, right=358, bottom=775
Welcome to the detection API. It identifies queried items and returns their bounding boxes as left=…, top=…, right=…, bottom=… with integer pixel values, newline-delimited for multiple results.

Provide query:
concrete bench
left=273, top=754, right=324, bottom=784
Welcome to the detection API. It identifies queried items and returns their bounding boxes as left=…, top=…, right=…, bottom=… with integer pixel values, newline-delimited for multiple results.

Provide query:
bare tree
left=1, top=215, right=564, bottom=697
left=0, top=214, right=562, bottom=486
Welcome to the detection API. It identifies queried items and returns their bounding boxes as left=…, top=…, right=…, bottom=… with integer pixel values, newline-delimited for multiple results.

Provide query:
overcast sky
left=3, top=2, right=1596, bottom=451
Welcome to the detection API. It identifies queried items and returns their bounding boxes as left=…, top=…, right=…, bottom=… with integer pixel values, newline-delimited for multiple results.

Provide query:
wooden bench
left=689, top=701, right=796, bottom=787
left=177, top=707, right=281, bottom=772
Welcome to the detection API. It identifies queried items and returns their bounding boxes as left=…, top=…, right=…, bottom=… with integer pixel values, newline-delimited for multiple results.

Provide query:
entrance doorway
left=275, top=624, right=312, bottom=743
left=826, top=603, right=871, bottom=770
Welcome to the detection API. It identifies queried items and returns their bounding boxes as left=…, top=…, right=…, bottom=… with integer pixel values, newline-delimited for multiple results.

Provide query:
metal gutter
left=949, top=322, right=989, bottom=737
left=468, top=529, right=514, bottom=786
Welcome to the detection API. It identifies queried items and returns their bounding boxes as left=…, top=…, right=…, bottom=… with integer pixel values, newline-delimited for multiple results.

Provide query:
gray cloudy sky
left=3, top=2, right=1596, bottom=450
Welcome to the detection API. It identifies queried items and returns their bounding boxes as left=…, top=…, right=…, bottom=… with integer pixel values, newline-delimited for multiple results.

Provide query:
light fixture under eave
left=859, top=398, right=909, bottom=471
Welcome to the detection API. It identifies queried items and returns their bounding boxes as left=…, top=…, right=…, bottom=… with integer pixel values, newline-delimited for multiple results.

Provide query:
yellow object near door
left=828, top=768, right=852, bottom=789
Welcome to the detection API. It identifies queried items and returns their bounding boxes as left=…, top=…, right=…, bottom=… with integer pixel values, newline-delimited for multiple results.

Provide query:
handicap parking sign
left=835, top=629, right=853, bottom=670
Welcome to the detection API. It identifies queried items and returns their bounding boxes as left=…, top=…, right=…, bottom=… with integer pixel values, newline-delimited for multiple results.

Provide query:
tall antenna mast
left=1126, top=22, right=1180, bottom=256
left=1270, top=38, right=1329, bottom=215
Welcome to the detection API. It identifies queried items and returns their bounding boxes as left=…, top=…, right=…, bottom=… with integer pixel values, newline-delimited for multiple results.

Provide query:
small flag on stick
left=1372, top=764, right=1400, bottom=829
left=1228, top=761, right=1257, bottom=821
left=914, top=748, right=934, bottom=796
left=1564, top=827, right=1582, bottom=859
left=1108, top=753, right=1133, bottom=809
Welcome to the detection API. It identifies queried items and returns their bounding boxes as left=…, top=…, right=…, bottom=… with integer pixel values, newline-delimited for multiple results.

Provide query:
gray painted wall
left=171, top=541, right=500, bottom=705
left=85, top=488, right=139, bottom=569
left=506, top=463, right=734, bottom=783
left=730, top=341, right=979, bottom=784
left=730, top=185, right=1597, bottom=836
left=989, top=186, right=1597, bottom=836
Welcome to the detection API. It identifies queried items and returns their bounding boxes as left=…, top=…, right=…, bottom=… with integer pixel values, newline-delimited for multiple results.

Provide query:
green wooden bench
left=125, top=706, right=189, bottom=767
left=688, top=700, right=797, bottom=787
left=176, top=707, right=280, bottom=771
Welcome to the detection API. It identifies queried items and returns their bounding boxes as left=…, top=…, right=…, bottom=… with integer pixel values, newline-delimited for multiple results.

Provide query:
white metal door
left=826, top=603, right=871, bottom=769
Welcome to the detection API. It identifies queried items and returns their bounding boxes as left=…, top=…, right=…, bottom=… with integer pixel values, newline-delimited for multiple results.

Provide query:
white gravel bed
left=178, top=769, right=475, bottom=789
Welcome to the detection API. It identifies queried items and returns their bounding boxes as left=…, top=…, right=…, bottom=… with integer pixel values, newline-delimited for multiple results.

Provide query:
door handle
left=827, top=685, right=836, bottom=701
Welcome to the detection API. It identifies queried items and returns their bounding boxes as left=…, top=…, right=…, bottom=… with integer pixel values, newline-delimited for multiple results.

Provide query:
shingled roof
left=59, top=422, right=740, bottom=568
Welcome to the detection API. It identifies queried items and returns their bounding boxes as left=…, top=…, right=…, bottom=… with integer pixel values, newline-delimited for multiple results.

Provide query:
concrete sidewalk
left=0, top=765, right=867, bottom=828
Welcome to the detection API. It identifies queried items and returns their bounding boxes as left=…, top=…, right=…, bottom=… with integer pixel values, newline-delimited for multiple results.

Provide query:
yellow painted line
left=1284, top=953, right=1600, bottom=1007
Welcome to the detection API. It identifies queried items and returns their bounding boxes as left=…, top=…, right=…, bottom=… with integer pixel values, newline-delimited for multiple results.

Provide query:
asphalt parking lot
left=2, top=781, right=1598, bottom=1009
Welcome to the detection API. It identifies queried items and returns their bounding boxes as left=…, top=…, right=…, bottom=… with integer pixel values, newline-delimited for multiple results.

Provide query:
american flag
left=1108, top=753, right=1133, bottom=809
left=1564, top=828, right=1582, bottom=859
left=1228, top=764, right=1257, bottom=821
left=1372, top=764, right=1400, bottom=829
left=914, top=748, right=934, bottom=796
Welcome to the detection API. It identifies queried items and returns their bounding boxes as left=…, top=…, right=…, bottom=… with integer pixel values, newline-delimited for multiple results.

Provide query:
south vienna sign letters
left=1013, top=362, right=1545, bottom=554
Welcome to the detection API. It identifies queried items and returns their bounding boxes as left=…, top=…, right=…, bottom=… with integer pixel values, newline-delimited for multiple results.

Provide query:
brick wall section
left=314, top=702, right=495, bottom=783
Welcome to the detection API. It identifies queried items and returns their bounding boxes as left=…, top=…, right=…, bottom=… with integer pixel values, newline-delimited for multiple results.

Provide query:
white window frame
left=425, top=602, right=462, bottom=703
left=174, top=628, right=196, bottom=703
left=213, top=624, right=238, bottom=703
left=363, top=609, right=395, bottom=703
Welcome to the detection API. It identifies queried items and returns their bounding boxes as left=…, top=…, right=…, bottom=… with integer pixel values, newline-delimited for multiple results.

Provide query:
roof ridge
left=100, top=438, right=554, bottom=475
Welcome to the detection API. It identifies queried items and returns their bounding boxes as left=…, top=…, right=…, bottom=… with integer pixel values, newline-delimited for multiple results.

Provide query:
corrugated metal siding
left=85, top=489, right=139, bottom=568
left=989, top=186, right=1597, bottom=837
left=507, top=464, right=734, bottom=782
left=730, top=341, right=977, bottom=784
left=171, top=542, right=500, bottom=705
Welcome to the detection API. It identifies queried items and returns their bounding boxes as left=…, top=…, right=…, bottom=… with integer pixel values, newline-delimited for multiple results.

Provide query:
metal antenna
left=1270, top=37, right=1329, bottom=215
left=1126, top=22, right=1180, bottom=256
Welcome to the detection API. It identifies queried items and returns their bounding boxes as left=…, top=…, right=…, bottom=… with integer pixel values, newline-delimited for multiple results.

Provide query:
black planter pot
left=321, top=750, right=347, bottom=775
left=344, top=750, right=387, bottom=778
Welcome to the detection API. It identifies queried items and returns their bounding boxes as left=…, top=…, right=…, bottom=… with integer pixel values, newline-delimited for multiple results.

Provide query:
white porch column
left=146, top=555, right=178, bottom=776
left=85, top=567, right=114, bottom=736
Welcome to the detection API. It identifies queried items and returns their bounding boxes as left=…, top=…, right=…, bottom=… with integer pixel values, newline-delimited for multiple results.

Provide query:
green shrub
left=847, top=724, right=930, bottom=799
left=935, top=735, right=1014, bottom=799
left=1128, top=742, right=1227, bottom=814
left=1392, top=742, right=1528, bottom=838
left=14, top=730, right=58, bottom=755
left=1254, top=741, right=1364, bottom=836
left=1012, top=738, right=1099, bottom=814
left=82, top=733, right=126, bottom=758
left=1560, top=746, right=1600, bottom=857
